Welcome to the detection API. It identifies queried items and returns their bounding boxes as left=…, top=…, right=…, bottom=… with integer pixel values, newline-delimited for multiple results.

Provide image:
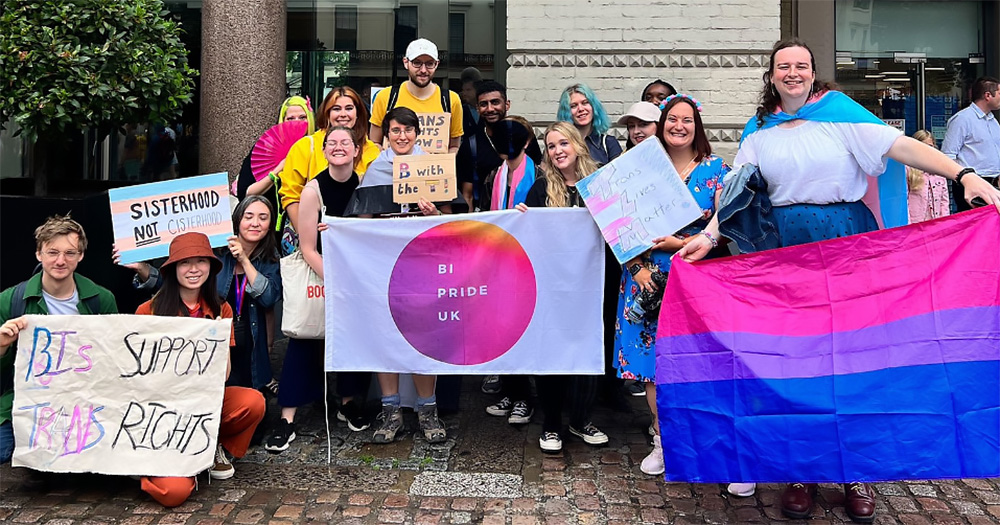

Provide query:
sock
left=381, top=394, right=400, bottom=407
left=415, top=395, right=437, bottom=408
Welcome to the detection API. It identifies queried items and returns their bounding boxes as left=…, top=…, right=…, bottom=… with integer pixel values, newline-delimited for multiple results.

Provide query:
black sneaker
left=539, top=431, right=562, bottom=453
left=264, top=418, right=296, bottom=452
left=626, top=381, right=646, bottom=396
left=338, top=399, right=370, bottom=432
left=507, top=400, right=533, bottom=425
left=568, top=423, right=609, bottom=446
left=485, top=396, right=513, bottom=416
left=481, top=375, right=502, bottom=394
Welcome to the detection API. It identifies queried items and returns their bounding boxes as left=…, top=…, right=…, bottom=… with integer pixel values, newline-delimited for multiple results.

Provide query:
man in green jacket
left=0, top=214, right=118, bottom=464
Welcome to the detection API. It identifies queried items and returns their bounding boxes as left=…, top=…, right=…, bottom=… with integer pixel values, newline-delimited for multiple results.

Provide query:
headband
left=659, top=94, right=703, bottom=113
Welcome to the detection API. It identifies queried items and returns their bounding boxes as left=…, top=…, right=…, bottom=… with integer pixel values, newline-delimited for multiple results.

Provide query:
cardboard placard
left=392, top=153, right=457, bottom=204
left=415, top=112, right=451, bottom=153
left=11, top=315, right=231, bottom=477
left=108, top=173, right=233, bottom=264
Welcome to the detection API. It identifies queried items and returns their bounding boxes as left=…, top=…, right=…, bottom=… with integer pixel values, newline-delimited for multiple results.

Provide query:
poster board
left=109, top=173, right=232, bottom=264
left=384, top=112, right=452, bottom=154
left=576, top=139, right=702, bottom=264
left=392, top=153, right=457, bottom=204
left=11, top=315, right=231, bottom=477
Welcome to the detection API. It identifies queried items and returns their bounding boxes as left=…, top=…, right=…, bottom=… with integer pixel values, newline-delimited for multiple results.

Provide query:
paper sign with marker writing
left=381, top=112, right=452, bottom=154
left=576, top=138, right=702, bottom=264
left=393, top=153, right=457, bottom=204
left=11, top=315, right=231, bottom=477
left=108, top=173, right=232, bottom=264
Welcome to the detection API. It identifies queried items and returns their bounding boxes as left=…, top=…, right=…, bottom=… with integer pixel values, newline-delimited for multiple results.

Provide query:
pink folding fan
left=250, top=120, right=309, bottom=181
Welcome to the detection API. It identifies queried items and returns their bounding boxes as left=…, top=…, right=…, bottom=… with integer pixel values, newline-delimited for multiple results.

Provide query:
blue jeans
left=0, top=421, right=13, bottom=463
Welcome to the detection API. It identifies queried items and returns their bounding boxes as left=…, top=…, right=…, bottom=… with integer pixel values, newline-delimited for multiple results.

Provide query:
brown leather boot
left=844, top=482, right=876, bottom=523
left=780, top=483, right=817, bottom=519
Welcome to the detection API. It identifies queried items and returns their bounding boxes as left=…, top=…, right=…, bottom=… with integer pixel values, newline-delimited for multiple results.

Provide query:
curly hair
left=755, top=38, right=837, bottom=127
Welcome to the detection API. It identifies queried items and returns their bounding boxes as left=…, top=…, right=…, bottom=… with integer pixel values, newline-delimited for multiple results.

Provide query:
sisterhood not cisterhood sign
left=321, top=208, right=606, bottom=374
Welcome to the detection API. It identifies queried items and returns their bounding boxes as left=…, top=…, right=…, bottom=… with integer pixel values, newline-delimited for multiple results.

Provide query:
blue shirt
left=941, top=103, right=1000, bottom=177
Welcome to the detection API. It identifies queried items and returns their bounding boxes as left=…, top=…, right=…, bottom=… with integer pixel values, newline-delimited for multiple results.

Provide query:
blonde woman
left=516, top=122, right=606, bottom=452
left=906, top=130, right=950, bottom=223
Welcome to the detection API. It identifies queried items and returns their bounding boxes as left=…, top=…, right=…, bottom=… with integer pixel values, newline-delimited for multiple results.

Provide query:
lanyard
left=234, top=273, right=247, bottom=317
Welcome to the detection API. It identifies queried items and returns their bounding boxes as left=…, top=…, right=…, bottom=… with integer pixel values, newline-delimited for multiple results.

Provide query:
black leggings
left=536, top=375, right=598, bottom=433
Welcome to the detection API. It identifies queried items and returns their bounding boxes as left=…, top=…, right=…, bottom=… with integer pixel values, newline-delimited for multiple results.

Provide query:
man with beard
left=457, top=80, right=543, bottom=211
left=369, top=39, right=463, bottom=154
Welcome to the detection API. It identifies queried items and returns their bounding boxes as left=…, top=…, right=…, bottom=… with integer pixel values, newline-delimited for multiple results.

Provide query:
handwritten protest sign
left=12, top=315, right=231, bottom=477
left=415, top=112, right=451, bottom=153
left=109, top=173, right=232, bottom=264
left=577, top=138, right=701, bottom=264
left=393, top=153, right=457, bottom=204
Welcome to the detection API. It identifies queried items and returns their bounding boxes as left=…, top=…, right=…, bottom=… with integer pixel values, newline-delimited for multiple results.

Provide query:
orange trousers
left=141, top=386, right=265, bottom=507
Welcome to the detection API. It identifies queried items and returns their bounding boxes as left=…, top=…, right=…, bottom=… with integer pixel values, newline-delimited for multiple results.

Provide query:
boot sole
left=846, top=511, right=875, bottom=524
left=781, top=508, right=813, bottom=520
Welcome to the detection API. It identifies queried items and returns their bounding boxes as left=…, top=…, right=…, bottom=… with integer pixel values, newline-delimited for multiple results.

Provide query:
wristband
left=955, top=167, right=975, bottom=184
left=628, top=263, right=643, bottom=277
left=701, top=231, right=719, bottom=248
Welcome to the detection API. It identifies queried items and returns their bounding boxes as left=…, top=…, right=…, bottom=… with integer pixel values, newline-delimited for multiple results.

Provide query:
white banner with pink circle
left=320, top=208, right=606, bottom=374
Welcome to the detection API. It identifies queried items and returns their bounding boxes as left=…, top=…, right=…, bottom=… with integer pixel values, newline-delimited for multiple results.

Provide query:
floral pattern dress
left=614, top=155, right=730, bottom=382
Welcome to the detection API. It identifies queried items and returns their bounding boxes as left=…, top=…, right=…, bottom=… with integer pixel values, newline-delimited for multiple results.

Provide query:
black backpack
left=385, top=82, right=451, bottom=113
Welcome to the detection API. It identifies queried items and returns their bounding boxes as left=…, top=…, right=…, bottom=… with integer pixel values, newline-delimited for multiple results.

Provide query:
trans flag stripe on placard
left=655, top=207, right=1000, bottom=483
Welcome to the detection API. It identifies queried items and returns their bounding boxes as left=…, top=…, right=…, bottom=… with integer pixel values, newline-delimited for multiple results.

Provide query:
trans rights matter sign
left=12, top=315, right=231, bottom=477
left=320, top=208, right=605, bottom=374
left=109, top=173, right=232, bottom=264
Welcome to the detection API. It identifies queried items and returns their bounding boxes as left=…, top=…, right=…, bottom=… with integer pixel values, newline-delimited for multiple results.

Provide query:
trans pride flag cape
left=655, top=207, right=1000, bottom=482
left=741, top=90, right=908, bottom=229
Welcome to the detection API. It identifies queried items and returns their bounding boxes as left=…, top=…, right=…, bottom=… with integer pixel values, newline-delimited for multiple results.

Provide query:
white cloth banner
left=322, top=208, right=605, bottom=374
left=12, top=315, right=230, bottom=477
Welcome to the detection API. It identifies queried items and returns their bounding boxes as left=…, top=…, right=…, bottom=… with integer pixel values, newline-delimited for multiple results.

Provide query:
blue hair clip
left=659, top=94, right=703, bottom=113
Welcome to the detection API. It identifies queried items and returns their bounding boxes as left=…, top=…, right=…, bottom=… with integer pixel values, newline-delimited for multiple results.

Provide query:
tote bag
left=280, top=185, right=326, bottom=339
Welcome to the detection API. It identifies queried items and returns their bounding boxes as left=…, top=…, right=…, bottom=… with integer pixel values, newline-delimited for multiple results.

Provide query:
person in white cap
left=618, top=101, right=662, bottom=151
left=369, top=38, right=464, bottom=153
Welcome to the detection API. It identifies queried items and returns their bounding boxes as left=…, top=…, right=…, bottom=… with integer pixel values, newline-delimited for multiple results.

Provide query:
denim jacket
left=717, top=163, right=781, bottom=253
left=217, top=252, right=281, bottom=390
left=134, top=252, right=281, bottom=390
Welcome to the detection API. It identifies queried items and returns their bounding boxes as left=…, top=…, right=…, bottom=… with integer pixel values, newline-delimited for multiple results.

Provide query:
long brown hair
left=657, top=96, right=712, bottom=162
left=230, top=195, right=279, bottom=263
left=539, top=122, right=598, bottom=207
left=755, top=38, right=837, bottom=127
left=151, top=263, right=222, bottom=317
left=316, top=86, right=370, bottom=147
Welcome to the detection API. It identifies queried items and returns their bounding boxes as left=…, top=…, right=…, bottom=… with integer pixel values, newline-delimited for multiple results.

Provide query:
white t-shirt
left=734, top=120, right=903, bottom=206
left=42, top=289, right=80, bottom=315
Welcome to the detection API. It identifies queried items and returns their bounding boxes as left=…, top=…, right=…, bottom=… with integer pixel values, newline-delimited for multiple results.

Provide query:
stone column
left=200, top=0, right=286, bottom=181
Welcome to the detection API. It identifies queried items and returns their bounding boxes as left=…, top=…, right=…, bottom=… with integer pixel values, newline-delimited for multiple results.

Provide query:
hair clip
left=305, top=96, right=313, bottom=113
left=659, top=94, right=703, bottom=113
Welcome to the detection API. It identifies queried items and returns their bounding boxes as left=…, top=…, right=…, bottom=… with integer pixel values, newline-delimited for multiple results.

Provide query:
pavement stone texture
left=2, top=342, right=999, bottom=524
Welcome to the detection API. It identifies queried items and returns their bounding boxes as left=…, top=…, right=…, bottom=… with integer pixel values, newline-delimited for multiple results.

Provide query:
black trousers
left=536, top=375, right=598, bottom=433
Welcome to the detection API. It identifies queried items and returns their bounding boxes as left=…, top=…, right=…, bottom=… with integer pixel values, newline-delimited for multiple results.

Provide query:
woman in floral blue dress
left=614, top=94, right=729, bottom=476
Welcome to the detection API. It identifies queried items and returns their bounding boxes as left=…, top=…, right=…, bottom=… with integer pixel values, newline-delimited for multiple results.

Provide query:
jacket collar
left=23, top=272, right=102, bottom=300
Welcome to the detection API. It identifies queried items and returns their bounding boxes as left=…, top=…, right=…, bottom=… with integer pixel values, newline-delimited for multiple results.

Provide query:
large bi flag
left=656, top=207, right=1000, bottom=483
left=321, top=208, right=605, bottom=374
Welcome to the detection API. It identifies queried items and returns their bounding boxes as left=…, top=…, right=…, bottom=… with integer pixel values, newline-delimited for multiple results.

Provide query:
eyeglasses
left=409, top=60, right=438, bottom=71
left=388, top=126, right=416, bottom=136
left=325, top=139, right=355, bottom=149
left=42, top=250, right=81, bottom=260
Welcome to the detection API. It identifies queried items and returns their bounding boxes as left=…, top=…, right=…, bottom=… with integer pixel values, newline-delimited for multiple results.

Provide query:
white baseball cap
left=617, top=102, right=662, bottom=125
left=405, top=39, right=439, bottom=61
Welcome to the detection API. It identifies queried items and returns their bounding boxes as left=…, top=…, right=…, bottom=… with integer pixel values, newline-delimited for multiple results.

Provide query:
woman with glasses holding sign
left=613, top=94, right=729, bottom=476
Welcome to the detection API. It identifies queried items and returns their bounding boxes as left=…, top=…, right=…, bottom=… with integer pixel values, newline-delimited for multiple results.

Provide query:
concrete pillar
left=200, top=0, right=286, bottom=181
left=796, top=0, right=836, bottom=82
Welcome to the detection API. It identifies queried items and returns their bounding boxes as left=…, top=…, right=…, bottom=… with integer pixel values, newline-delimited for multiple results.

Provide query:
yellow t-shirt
left=370, top=82, right=464, bottom=139
left=278, top=131, right=379, bottom=209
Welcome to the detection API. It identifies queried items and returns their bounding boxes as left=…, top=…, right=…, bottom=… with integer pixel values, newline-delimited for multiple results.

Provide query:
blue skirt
left=772, top=201, right=879, bottom=247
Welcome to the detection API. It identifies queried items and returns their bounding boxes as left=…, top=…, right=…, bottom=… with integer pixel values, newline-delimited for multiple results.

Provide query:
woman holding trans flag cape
left=613, top=96, right=729, bottom=477
left=134, top=232, right=265, bottom=507
left=676, top=38, right=1000, bottom=524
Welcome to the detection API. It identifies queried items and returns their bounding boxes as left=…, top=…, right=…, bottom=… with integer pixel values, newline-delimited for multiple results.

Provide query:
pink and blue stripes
left=655, top=207, right=1000, bottom=483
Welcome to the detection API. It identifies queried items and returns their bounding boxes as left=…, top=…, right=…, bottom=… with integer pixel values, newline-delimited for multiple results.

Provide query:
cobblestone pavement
left=3, top=372, right=999, bottom=524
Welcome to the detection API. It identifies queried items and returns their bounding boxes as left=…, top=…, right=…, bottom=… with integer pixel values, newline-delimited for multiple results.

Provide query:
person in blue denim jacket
left=118, top=195, right=282, bottom=394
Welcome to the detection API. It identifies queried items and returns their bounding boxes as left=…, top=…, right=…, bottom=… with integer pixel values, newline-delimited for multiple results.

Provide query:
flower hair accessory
left=659, top=94, right=703, bottom=113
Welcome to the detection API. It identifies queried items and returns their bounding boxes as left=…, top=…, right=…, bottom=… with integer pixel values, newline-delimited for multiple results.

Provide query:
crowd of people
left=1, top=36, right=999, bottom=521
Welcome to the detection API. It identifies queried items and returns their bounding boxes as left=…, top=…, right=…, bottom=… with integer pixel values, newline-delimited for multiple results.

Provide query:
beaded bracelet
left=701, top=231, right=719, bottom=248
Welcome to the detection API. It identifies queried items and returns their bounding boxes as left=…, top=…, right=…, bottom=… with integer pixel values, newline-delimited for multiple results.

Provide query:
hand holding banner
left=576, top=139, right=702, bottom=264
left=12, top=315, right=231, bottom=477
left=108, top=173, right=233, bottom=264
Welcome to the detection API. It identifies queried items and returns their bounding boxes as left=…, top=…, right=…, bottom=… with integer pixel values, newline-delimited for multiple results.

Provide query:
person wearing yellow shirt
left=369, top=39, right=464, bottom=154
left=278, top=87, right=379, bottom=231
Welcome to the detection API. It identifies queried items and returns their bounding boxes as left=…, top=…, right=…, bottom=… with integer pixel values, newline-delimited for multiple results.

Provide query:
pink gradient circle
left=388, top=220, right=536, bottom=365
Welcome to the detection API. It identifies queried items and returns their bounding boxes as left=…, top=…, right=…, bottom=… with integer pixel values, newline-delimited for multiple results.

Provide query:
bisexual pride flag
left=655, top=207, right=1000, bottom=483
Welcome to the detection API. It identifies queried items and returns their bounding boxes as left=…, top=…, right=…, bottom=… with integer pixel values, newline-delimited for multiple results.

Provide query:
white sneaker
left=539, top=431, right=562, bottom=453
left=727, top=483, right=756, bottom=497
left=640, top=434, right=665, bottom=475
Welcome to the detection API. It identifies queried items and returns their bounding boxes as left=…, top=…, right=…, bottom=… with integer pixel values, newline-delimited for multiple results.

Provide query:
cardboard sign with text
left=108, top=172, right=232, bottom=264
left=393, top=153, right=457, bottom=204
left=384, top=112, right=452, bottom=153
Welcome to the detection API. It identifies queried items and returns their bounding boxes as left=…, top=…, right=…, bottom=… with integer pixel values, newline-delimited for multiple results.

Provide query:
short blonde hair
left=34, top=214, right=87, bottom=253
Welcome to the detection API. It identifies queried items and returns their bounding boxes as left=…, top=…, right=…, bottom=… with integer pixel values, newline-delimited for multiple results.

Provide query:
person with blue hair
left=556, top=84, right=622, bottom=167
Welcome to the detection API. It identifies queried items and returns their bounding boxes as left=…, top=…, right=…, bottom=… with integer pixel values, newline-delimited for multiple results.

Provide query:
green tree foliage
left=0, top=0, right=197, bottom=141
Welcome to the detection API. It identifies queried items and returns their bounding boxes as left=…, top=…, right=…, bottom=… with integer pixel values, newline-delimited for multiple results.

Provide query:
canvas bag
left=280, top=185, right=325, bottom=339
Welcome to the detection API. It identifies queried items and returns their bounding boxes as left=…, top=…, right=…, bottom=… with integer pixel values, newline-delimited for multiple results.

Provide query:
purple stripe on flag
left=657, top=306, right=1000, bottom=384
